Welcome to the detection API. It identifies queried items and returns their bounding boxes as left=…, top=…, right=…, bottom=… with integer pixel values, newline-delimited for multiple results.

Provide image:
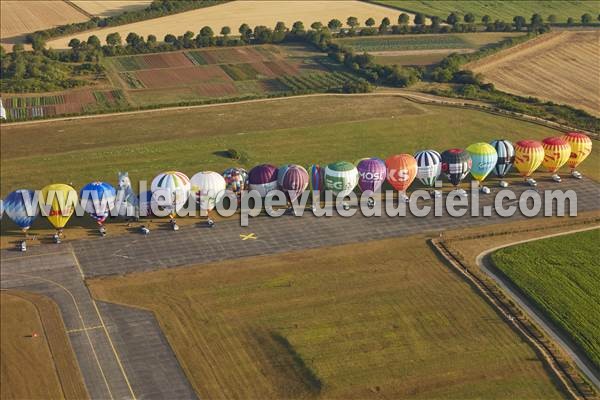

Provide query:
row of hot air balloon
left=1, top=132, right=592, bottom=242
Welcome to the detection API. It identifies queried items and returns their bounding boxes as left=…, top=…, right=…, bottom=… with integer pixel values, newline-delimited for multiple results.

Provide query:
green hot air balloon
left=324, top=161, right=359, bottom=197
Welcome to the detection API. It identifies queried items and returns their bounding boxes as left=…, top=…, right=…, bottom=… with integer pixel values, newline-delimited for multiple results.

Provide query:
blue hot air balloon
left=80, top=182, right=116, bottom=225
left=4, top=189, right=39, bottom=233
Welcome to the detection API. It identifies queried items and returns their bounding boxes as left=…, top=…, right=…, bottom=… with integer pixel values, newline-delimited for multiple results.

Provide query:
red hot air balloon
left=385, top=154, right=417, bottom=196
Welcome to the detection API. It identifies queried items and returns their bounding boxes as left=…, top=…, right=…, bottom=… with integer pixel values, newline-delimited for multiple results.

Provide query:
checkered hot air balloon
left=466, top=143, right=498, bottom=183
left=490, top=139, right=515, bottom=178
left=441, top=149, right=472, bottom=187
left=542, top=137, right=571, bottom=173
left=4, top=190, right=39, bottom=233
left=80, top=182, right=116, bottom=225
left=414, top=150, right=441, bottom=188
left=514, top=140, right=544, bottom=178
left=248, top=164, right=278, bottom=197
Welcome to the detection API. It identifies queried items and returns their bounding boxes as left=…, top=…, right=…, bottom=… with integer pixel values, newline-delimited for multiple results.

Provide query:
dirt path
left=476, top=226, right=600, bottom=390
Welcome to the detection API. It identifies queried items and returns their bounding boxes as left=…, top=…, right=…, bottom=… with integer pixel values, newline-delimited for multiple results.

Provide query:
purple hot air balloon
left=356, top=158, right=386, bottom=193
left=279, top=165, right=309, bottom=202
left=248, top=164, right=278, bottom=197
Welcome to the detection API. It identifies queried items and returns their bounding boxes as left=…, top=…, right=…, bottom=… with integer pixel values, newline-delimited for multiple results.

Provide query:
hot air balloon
left=223, top=168, right=248, bottom=196
left=248, top=164, right=278, bottom=197
left=190, top=171, right=226, bottom=213
left=324, top=161, right=359, bottom=197
left=385, top=154, right=417, bottom=201
left=40, top=184, right=78, bottom=243
left=414, top=150, right=441, bottom=194
left=514, top=140, right=544, bottom=185
left=542, top=137, right=571, bottom=182
left=562, top=132, right=592, bottom=179
left=466, top=143, right=498, bottom=193
left=138, top=190, right=155, bottom=217
left=151, top=171, right=190, bottom=229
left=441, top=149, right=472, bottom=195
left=278, top=165, right=309, bottom=204
left=80, top=182, right=116, bottom=235
left=308, top=164, right=323, bottom=208
left=490, top=139, right=515, bottom=187
left=356, top=158, right=386, bottom=193
left=4, top=190, right=39, bottom=238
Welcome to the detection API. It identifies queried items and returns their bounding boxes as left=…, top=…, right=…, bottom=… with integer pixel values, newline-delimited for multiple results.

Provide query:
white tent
left=0, top=99, right=6, bottom=120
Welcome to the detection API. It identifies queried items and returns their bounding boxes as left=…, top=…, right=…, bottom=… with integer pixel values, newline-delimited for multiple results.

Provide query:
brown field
left=0, top=291, right=88, bottom=400
left=200, top=47, right=268, bottom=65
left=71, top=0, right=152, bottom=18
left=135, top=65, right=232, bottom=89
left=0, top=1, right=88, bottom=48
left=141, top=52, right=193, bottom=69
left=468, top=31, right=600, bottom=116
left=46, top=0, right=416, bottom=49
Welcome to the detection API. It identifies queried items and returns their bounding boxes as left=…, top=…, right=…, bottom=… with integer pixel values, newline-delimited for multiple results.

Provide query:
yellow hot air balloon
left=542, top=137, right=571, bottom=182
left=514, top=140, right=544, bottom=184
left=41, top=184, right=78, bottom=240
left=562, top=132, right=592, bottom=178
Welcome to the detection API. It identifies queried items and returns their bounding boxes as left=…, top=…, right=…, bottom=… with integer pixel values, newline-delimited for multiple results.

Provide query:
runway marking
left=0, top=271, right=114, bottom=400
left=240, top=233, right=257, bottom=240
left=67, top=325, right=103, bottom=334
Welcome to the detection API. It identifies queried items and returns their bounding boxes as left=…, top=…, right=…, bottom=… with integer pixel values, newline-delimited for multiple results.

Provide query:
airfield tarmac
left=1, top=177, right=599, bottom=399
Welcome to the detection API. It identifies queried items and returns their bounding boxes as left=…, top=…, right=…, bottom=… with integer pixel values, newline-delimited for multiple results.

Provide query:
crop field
left=371, top=0, right=600, bottom=23
left=88, top=235, right=564, bottom=399
left=0, top=1, right=88, bottom=48
left=2, top=89, right=128, bottom=120
left=492, top=229, right=600, bottom=370
left=468, top=31, right=600, bottom=116
left=71, top=0, right=153, bottom=18
left=46, top=0, right=414, bottom=49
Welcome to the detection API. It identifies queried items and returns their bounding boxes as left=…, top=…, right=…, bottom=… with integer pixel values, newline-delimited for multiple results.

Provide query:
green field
left=371, top=1, right=600, bottom=23
left=4, top=95, right=599, bottom=195
left=492, top=229, right=600, bottom=370
left=89, top=236, right=565, bottom=399
left=338, top=34, right=472, bottom=52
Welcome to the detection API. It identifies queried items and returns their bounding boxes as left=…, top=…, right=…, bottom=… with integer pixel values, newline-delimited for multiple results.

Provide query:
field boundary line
left=476, top=226, right=600, bottom=390
left=63, top=0, right=94, bottom=19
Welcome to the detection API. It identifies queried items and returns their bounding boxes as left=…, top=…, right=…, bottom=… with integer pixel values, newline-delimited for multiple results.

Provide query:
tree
left=581, top=13, right=593, bottom=25
left=431, top=16, right=441, bottom=31
left=464, top=13, right=475, bottom=23
left=530, top=13, right=544, bottom=26
left=347, top=16, right=359, bottom=28
left=398, top=13, right=410, bottom=25
left=547, top=14, right=557, bottom=24
left=447, top=12, right=459, bottom=25
left=221, top=26, right=231, bottom=36
left=164, top=34, right=177, bottom=44
left=106, top=32, right=121, bottom=46
left=365, top=17, right=375, bottom=27
left=12, top=43, right=24, bottom=53
left=147, top=34, right=157, bottom=44
left=414, top=13, right=425, bottom=26
left=381, top=17, right=391, bottom=28
left=253, top=26, right=273, bottom=43
left=291, top=21, right=305, bottom=34
left=567, top=17, right=575, bottom=25
left=87, top=35, right=101, bottom=48
left=275, top=21, right=287, bottom=32
left=513, top=15, right=526, bottom=30
left=125, top=32, right=140, bottom=46
left=328, top=19, right=342, bottom=30
left=68, top=38, right=81, bottom=50
left=482, top=15, right=491, bottom=24
left=200, top=26, right=214, bottom=37
left=239, top=23, right=252, bottom=42
left=311, top=21, right=323, bottom=30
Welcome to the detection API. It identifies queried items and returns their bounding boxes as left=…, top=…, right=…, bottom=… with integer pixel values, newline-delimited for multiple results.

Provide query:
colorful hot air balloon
left=308, top=165, right=323, bottom=191
left=151, top=171, right=191, bottom=218
left=562, top=132, right=592, bottom=178
left=542, top=137, right=571, bottom=180
left=514, top=140, right=544, bottom=180
left=490, top=139, right=515, bottom=178
left=138, top=190, right=155, bottom=217
left=80, top=182, right=116, bottom=226
left=356, top=158, right=386, bottom=193
left=223, top=168, right=248, bottom=196
left=414, top=150, right=441, bottom=188
left=324, top=161, right=359, bottom=197
left=466, top=143, right=498, bottom=184
left=4, top=190, right=39, bottom=235
left=190, top=171, right=226, bottom=212
left=40, top=184, right=78, bottom=240
left=441, top=149, right=472, bottom=188
left=278, top=165, right=309, bottom=203
left=248, top=164, right=278, bottom=197
left=385, top=154, right=417, bottom=195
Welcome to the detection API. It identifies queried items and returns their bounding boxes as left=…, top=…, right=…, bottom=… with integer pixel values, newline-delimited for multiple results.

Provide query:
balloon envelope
left=308, top=164, right=323, bottom=191
left=542, top=137, right=571, bottom=173
left=356, top=158, right=386, bottom=193
left=279, top=165, right=309, bottom=202
left=138, top=190, right=155, bottom=217
left=151, top=171, right=190, bottom=213
left=40, top=184, right=78, bottom=229
left=414, top=150, right=441, bottom=187
left=514, top=140, right=544, bottom=177
left=4, top=189, right=38, bottom=230
left=466, top=143, right=498, bottom=183
left=248, top=164, right=278, bottom=197
left=324, top=161, right=359, bottom=197
left=80, top=182, right=116, bottom=224
left=190, top=171, right=226, bottom=211
left=223, top=168, right=248, bottom=195
left=441, top=149, right=472, bottom=186
left=562, top=132, right=592, bottom=170
left=490, top=139, right=515, bottom=178
left=385, top=154, right=417, bottom=192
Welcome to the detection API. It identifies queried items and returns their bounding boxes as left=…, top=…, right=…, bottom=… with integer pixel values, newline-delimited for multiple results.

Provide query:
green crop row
left=277, top=72, right=360, bottom=92
left=120, top=72, right=145, bottom=89
left=338, top=35, right=471, bottom=52
left=114, top=56, right=147, bottom=71
left=6, top=95, right=65, bottom=108
left=220, top=63, right=259, bottom=81
left=185, top=51, right=208, bottom=65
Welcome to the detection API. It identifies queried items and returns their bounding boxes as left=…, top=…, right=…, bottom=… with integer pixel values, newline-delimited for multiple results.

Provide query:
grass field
left=88, top=235, right=565, bottom=399
left=371, top=0, right=600, bottom=23
left=0, top=291, right=88, bottom=400
left=46, top=0, right=413, bottom=49
left=468, top=31, right=600, bottom=116
left=491, top=229, right=600, bottom=370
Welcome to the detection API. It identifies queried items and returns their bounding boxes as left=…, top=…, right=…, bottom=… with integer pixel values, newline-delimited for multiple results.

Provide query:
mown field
left=371, top=0, right=600, bottom=23
left=88, top=235, right=565, bottom=399
left=71, top=0, right=152, bottom=18
left=492, top=229, right=600, bottom=371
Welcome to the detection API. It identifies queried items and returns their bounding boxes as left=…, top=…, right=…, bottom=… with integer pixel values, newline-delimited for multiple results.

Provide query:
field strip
left=368, top=48, right=474, bottom=56
left=476, top=226, right=600, bottom=390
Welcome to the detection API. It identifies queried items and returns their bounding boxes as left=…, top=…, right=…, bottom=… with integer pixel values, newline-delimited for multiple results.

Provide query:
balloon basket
left=571, top=170, right=582, bottom=179
left=480, top=186, right=491, bottom=194
left=499, top=180, right=509, bottom=188
left=525, top=178, right=537, bottom=187
left=551, top=174, right=562, bottom=183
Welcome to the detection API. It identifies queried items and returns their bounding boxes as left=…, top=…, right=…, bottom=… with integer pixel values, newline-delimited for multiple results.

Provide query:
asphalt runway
left=1, top=177, right=599, bottom=399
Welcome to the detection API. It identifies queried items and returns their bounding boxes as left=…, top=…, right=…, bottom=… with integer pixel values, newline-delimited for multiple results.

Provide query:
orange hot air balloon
left=514, top=140, right=544, bottom=178
left=542, top=137, right=571, bottom=173
left=385, top=154, right=417, bottom=193
left=562, top=132, right=592, bottom=172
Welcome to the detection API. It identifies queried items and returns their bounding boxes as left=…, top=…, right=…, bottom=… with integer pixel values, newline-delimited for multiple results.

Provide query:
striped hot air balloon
left=151, top=171, right=191, bottom=217
left=248, top=164, right=278, bottom=197
left=80, top=182, right=116, bottom=225
left=414, top=150, right=441, bottom=188
left=542, top=137, right=571, bottom=174
left=562, top=132, right=592, bottom=173
left=466, top=143, right=498, bottom=183
left=441, top=149, right=472, bottom=187
left=385, top=154, right=417, bottom=194
left=514, top=140, right=544, bottom=178
left=356, top=158, right=386, bottom=193
left=4, top=190, right=39, bottom=233
left=308, top=164, right=323, bottom=191
left=278, top=165, right=309, bottom=203
left=490, top=139, right=515, bottom=178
